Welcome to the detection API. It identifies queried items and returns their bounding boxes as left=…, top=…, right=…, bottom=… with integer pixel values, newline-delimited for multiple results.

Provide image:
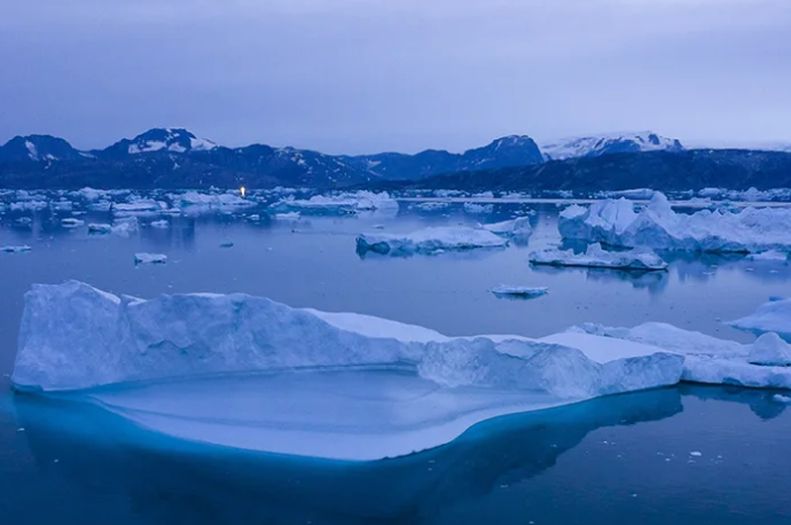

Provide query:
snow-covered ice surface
left=11, top=281, right=685, bottom=460
left=572, top=322, right=791, bottom=390
left=356, top=226, right=509, bottom=256
left=727, top=297, right=791, bottom=339
left=529, top=243, right=667, bottom=271
left=560, top=192, right=791, bottom=253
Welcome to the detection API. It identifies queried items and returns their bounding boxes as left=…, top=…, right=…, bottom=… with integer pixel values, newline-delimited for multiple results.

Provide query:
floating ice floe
left=727, top=297, right=791, bottom=340
left=88, top=223, right=112, bottom=235
left=356, top=226, right=509, bottom=256
left=114, top=199, right=165, bottom=216
left=559, top=192, right=791, bottom=253
left=275, top=191, right=398, bottom=215
left=481, top=217, right=533, bottom=239
left=463, top=202, right=494, bottom=214
left=169, top=191, right=255, bottom=214
left=594, top=189, right=657, bottom=200
left=273, top=211, right=301, bottom=220
left=60, top=218, right=84, bottom=228
left=411, top=201, right=450, bottom=211
left=11, top=281, right=684, bottom=460
left=149, top=219, right=169, bottom=229
left=529, top=243, right=667, bottom=271
left=1, top=245, right=31, bottom=253
left=490, top=285, right=548, bottom=299
left=571, top=322, right=791, bottom=389
left=746, top=250, right=788, bottom=262
left=134, top=252, right=167, bottom=265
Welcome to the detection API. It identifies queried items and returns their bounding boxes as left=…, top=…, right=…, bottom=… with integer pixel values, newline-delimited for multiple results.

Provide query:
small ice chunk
left=490, top=285, right=548, bottom=299
left=689, top=451, right=702, bottom=457
left=134, top=253, right=167, bottom=265
left=772, top=394, right=791, bottom=404
left=88, top=223, right=112, bottom=234
left=149, top=219, right=170, bottom=228
left=60, top=218, right=84, bottom=228
left=529, top=243, right=667, bottom=271
left=747, top=333, right=791, bottom=366
left=1, top=245, right=31, bottom=253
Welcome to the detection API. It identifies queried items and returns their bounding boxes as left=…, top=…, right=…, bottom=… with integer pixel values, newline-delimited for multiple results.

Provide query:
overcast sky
left=1, top=0, right=789, bottom=153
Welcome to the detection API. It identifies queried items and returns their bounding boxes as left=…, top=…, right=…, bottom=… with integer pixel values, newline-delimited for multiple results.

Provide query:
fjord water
left=2, top=200, right=791, bottom=524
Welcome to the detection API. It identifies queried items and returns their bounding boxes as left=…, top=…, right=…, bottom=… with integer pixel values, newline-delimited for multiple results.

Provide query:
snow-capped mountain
left=101, top=128, right=217, bottom=158
left=0, top=135, right=86, bottom=162
left=540, top=132, right=684, bottom=161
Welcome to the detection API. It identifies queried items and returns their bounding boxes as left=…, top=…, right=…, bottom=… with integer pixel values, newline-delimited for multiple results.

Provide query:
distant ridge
left=2, top=128, right=790, bottom=189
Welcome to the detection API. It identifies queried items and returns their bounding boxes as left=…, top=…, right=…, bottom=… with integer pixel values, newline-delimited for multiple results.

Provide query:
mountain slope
left=346, top=135, right=543, bottom=180
left=401, top=149, right=791, bottom=192
left=540, top=132, right=683, bottom=160
left=99, top=128, right=217, bottom=159
left=0, top=135, right=86, bottom=162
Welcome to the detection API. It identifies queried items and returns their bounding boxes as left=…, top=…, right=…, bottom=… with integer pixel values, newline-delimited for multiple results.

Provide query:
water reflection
left=10, top=387, right=682, bottom=524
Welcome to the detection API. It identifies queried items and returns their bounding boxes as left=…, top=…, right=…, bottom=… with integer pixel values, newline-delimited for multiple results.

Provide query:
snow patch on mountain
left=541, top=131, right=684, bottom=160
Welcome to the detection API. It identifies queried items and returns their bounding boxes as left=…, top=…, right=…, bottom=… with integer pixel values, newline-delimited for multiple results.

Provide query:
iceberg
left=11, top=281, right=684, bottom=460
left=276, top=191, right=398, bottom=215
left=572, top=322, right=791, bottom=390
left=746, top=250, right=788, bottom=262
left=273, top=211, right=301, bottom=220
left=529, top=243, right=667, bottom=271
left=134, top=252, right=167, bottom=264
left=490, top=285, right=548, bottom=299
left=463, top=202, right=494, bottom=214
left=559, top=192, right=791, bottom=252
left=481, top=217, right=533, bottom=239
left=727, top=297, right=791, bottom=339
left=356, top=226, right=509, bottom=256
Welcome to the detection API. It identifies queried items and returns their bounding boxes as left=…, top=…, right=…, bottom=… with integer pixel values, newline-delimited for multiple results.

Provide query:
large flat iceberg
left=559, top=192, right=791, bottom=253
left=12, top=281, right=683, bottom=460
left=356, top=226, right=509, bottom=256
left=529, top=243, right=667, bottom=271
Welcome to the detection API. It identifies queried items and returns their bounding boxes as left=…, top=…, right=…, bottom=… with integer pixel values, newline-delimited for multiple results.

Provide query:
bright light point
left=240, top=186, right=246, bottom=198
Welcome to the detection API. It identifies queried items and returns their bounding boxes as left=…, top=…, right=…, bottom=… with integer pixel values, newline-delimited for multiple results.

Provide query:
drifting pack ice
left=559, top=192, right=791, bottom=253
left=13, top=281, right=684, bottom=460
left=529, top=243, right=667, bottom=271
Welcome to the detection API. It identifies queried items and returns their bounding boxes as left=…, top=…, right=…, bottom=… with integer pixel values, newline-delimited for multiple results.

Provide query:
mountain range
left=1, top=128, right=790, bottom=190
